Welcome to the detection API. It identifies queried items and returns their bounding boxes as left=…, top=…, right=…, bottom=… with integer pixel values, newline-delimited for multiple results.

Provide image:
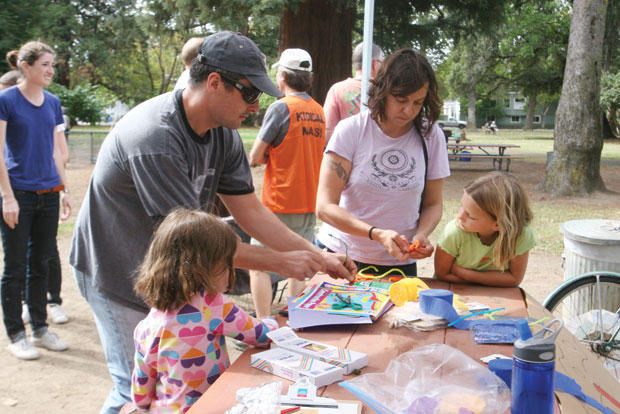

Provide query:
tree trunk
left=467, top=88, right=477, bottom=130
left=604, top=106, right=619, bottom=138
left=542, top=0, right=607, bottom=196
left=524, top=93, right=536, bottom=130
left=279, top=0, right=354, bottom=105
left=541, top=103, right=550, bottom=129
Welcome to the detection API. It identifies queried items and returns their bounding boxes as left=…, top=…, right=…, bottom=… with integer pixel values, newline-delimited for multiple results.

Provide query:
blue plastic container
left=510, top=319, right=563, bottom=414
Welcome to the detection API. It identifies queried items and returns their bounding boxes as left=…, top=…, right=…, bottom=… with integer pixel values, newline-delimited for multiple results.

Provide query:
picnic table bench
left=447, top=142, right=521, bottom=171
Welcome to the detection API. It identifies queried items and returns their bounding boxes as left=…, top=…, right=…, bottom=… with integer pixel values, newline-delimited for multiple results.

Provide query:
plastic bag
left=339, top=344, right=510, bottom=414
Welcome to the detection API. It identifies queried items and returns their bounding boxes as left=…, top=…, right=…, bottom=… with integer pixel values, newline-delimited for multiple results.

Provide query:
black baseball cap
left=197, top=31, right=283, bottom=98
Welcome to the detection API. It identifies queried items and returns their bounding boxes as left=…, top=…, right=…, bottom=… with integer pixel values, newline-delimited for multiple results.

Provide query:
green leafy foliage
left=46, top=82, right=116, bottom=126
left=601, top=71, right=620, bottom=109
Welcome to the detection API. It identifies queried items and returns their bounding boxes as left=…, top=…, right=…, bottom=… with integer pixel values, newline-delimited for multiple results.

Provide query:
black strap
left=415, top=125, right=429, bottom=216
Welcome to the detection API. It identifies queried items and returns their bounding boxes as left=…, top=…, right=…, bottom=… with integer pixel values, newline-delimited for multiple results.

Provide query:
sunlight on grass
left=440, top=199, right=619, bottom=257
left=465, top=129, right=620, bottom=159
left=238, top=128, right=259, bottom=153
left=241, top=126, right=618, bottom=257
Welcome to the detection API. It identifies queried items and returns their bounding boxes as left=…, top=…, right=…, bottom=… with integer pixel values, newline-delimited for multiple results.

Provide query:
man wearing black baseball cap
left=70, top=31, right=355, bottom=414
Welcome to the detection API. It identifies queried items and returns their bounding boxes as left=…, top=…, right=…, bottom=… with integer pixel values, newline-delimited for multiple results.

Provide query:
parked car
left=438, top=117, right=467, bottom=129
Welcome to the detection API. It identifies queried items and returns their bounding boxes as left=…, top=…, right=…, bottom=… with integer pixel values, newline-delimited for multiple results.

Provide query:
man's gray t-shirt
left=69, top=90, right=254, bottom=310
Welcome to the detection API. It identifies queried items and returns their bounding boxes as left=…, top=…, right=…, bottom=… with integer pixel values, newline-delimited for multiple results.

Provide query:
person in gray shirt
left=69, top=31, right=356, bottom=414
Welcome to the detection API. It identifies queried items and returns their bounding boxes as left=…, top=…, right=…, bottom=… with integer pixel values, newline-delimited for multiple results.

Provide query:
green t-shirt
left=437, top=219, right=536, bottom=271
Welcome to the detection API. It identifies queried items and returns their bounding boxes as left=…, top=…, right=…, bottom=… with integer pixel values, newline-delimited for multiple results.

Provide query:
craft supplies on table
left=267, top=327, right=368, bottom=375
left=250, top=347, right=344, bottom=388
left=287, top=281, right=392, bottom=329
left=293, top=281, right=391, bottom=319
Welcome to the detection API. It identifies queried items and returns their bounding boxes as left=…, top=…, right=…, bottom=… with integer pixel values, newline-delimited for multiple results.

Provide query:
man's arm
left=248, top=138, right=269, bottom=165
left=219, top=192, right=355, bottom=281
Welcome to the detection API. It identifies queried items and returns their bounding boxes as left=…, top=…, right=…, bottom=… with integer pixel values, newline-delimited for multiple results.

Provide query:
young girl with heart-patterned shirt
left=125, top=208, right=278, bottom=413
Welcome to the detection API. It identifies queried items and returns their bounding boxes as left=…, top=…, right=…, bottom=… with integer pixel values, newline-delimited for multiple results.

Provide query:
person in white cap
left=69, top=33, right=355, bottom=414
left=248, top=48, right=325, bottom=318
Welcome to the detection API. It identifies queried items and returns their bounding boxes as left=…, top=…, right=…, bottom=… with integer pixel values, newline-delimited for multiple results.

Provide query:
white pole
left=360, top=0, right=375, bottom=112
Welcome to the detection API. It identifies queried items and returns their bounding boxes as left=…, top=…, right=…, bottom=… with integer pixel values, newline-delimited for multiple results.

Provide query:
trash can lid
left=560, top=219, right=620, bottom=245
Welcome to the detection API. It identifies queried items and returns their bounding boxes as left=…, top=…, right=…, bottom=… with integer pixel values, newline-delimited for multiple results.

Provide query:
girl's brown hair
left=134, top=208, right=238, bottom=311
left=15, top=41, right=54, bottom=72
left=464, top=172, right=533, bottom=269
left=367, top=49, right=442, bottom=136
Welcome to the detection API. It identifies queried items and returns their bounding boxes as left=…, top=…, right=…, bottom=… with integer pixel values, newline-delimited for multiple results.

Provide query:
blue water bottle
left=511, top=319, right=563, bottom=414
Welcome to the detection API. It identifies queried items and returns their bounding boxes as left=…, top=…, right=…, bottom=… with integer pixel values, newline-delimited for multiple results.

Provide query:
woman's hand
left=371, top=228, right=412, bottom=261
left=405, top=234, right=434, bottom=260
left=60, top=192, right=72, bottom=221
left=2, top=197, right=19, bottom=229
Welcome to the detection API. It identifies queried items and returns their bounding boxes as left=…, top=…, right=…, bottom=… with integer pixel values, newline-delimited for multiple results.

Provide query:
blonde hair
left=134, top=208, right=238, bottom=311
left=464, top=172, right=533, bottom=269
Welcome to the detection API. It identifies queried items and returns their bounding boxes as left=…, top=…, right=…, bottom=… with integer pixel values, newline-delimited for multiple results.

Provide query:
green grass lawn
left=69, top=126, right=617, bottom=255
left=240, top=127, right=620, bottom=159
left=464, top=129, right=620, bottom=160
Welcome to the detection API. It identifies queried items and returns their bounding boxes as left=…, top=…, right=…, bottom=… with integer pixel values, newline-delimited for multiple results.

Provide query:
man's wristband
left=368, top=226, right=377, bottom=240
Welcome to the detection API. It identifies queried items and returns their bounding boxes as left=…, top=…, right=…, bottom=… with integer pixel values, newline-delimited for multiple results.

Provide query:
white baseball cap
left=272, top=48, right=312, bottom=72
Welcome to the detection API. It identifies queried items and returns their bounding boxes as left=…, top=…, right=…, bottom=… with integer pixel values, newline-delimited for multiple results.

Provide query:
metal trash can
left=560, top=219, right=620, bottom=315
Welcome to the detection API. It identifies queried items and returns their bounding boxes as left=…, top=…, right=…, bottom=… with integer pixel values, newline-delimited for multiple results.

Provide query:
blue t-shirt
left=0, top=86, right=63, bottom=191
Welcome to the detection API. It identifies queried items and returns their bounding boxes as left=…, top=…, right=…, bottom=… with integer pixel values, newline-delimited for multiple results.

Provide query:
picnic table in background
left=447, top=142, right=521, bottom=171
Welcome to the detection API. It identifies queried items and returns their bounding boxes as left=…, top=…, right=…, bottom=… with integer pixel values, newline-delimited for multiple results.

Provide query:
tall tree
left=0, top=1, right=47, bottom=73
left=445, top=34, right=499, bottom=129
left=498, top=0, right=569, bottom=130
left=601, top=0, right=620, bottom=138
left=278, top=0, right=353, bottom=105
left=542, top=0, right=608, bottom=196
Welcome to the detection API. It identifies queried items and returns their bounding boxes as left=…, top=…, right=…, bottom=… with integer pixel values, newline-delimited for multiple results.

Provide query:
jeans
left=74, top=268, right=147, bottom=414
left=47, top=247, right=62, bottom=304
left=1, top=191, right=59, bottom=340
left=22, top=244, right=63, bottom=305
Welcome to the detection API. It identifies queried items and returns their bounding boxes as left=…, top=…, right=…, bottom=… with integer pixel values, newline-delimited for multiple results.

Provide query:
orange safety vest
left=262, top=95, right=325, bottom=213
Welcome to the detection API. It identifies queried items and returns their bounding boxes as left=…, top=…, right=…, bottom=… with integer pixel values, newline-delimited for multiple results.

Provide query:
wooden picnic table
left=187, top=276, right=620, bottom=414
left=447, top=142, right=521, bottom=171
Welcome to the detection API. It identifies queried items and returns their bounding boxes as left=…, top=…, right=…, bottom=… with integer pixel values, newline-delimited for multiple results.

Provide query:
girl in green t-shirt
left=434, top=172, right=536, bottom=287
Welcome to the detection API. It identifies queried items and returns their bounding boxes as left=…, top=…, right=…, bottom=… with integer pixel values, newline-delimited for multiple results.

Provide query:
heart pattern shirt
left=131, top=289, right=278, bottom=413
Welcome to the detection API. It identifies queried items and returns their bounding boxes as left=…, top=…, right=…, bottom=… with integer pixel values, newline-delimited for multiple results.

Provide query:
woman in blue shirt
left=0, top=41, right=71, bottom=360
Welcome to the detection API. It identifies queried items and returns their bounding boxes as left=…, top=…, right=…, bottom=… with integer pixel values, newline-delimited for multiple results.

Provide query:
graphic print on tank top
left=365, top=148, right=421, bottom=191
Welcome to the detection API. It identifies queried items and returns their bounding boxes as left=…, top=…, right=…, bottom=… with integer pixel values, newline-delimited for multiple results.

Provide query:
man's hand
left=272, top=250, right=324, bottom=281
left=321, top=251, right=356, bottom=282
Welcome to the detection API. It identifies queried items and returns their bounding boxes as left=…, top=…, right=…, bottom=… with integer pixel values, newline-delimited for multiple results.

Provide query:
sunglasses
left=218, top=72, right=262, bottom=104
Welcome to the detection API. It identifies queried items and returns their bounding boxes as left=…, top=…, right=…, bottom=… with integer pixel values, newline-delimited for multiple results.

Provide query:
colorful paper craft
left=292, top=281, right=391, bottom=320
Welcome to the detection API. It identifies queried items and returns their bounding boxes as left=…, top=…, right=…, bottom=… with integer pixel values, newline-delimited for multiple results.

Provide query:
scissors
left=331, top=293, right=363, bottom=311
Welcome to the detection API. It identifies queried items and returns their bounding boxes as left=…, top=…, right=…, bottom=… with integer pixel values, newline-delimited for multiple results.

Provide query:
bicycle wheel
left=543, top=272, right=620, bottom=380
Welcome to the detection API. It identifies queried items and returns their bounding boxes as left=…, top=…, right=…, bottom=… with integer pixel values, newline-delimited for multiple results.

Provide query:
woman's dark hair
left=367, top=49, right=442, bottom=136
left=134, top=208, right=238, bottom=311
left=6, top=50, right=18, bottom=70
left=280, top=68, right=312, bottom=92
